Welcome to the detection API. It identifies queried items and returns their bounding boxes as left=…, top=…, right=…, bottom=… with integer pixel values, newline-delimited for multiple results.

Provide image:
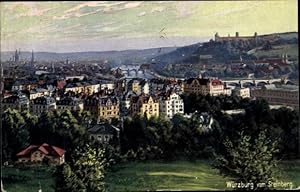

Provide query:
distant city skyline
left=1, top=1, right=298, bottom=52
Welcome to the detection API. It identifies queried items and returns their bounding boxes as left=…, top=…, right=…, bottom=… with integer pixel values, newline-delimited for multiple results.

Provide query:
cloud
left=124, top=2, right=142, bottom=9
left=64, top=2, right=103, bottom=14
left=138, top=11, right=146, bottom=17
left=20, top=7, right=52, bottom=17
left=175, top=2, right=202, bottom=18
left=55, top=1, right=140, bottom=19
left=94, top=26, right=121, bottom=32
left=203, top=2, right=262, bottom=18
left=150, top=7, right=165, bottom=13
left=2, top=3, right=53, bottom=18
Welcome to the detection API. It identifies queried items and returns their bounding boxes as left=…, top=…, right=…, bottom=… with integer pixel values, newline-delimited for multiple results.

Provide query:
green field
left=2, top=166, right=56, bottom=192
left=105, top=160, right=228, bottom=191
left=2, top=160, right=300, bottom=191
left=253, top=44, right=299, bottom=60
left=105, top=160, right=300, bottom=191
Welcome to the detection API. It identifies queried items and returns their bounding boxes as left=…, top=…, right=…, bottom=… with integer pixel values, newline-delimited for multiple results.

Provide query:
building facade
left=56, top=97, right=83, bottom=112
left=159, top=91, right=184, bottom=118
left=128, top=79, right=149, bottom=95
left=1, top=94, right=29, bottom=112
left=232, top=87, right=251, bottom=98
left=16, top=143, right=65, bottom=165
left=251, top=84, right=299, bottom=108
left=84, top=96, right=120, bottom=121
left=88, top=123, right=120, bottom=144
left=183, top=78, right=231, bottom=96
left=131, top=94, right=159, bottom=118
left=29, top=96, right=56, bottom=115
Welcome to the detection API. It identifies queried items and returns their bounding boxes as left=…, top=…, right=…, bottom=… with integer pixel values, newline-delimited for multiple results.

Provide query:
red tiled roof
left=211, top=79, right=223, bottom=86
left=38, top=144, right=50, bottom=155
left=16, top=145, right=38, bottom=156
left=52, top=146, right=66, bottom=157
left=16, top=143, right=65, bottom=157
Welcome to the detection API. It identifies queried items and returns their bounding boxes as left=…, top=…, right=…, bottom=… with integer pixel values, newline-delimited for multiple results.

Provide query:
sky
left=0, top=1, right=298, bottom=52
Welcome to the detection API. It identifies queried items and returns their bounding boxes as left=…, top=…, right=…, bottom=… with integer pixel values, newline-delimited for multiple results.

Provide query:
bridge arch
left=227, top=82, right=240, bottom=87
left=285, top=80, right=294, bottom=85
left=242, top=82, right=255, bottom=87
left=256, top=81, right=268, bottom=87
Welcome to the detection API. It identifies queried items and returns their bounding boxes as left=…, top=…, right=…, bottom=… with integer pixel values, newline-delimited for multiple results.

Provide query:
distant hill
left=151, top=42, right=203, bottom=69
left=0, top=47, right=176, bottom=65
left=151, top=32, right=298, bottom=69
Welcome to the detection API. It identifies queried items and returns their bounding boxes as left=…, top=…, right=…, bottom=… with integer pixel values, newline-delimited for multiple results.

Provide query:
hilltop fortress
left=214, top=31, right=293, bottom=44
left=214, top=32, right=259, bottom=42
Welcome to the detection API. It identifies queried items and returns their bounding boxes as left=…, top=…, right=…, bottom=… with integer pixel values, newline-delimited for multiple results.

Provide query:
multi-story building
left=232, top=87, right=251, bottom=98
left=120, top=91, right=137, bottom=116
left=84, top=96, right=120, bottom=121
left=127, top=78, right=149, bottom=95
left=1, top=94, right=29, bottom=112
left=183, top=78, right=231, bottom=96
left=12, top=80, right=38, bottom=91
left=83, top=82, right=100, bottom=95
left=100, top=81, right=115, bottom=91
left=149, top=78, right=166, bottom=94
left=28, top=88, right=50, bottom=100
left=64, top=82, right=100, bottom=95
left=65, top=83, right=85, bottom=94
left=83, top=97, right=99, bottom=118
left=99, top=96, right=120, bottom=120
left=30, top=96, right=56, bottom=115
left=56, top=97, right=83, bottom=112
left=251, top=84, right=299, bottom=108
left=159, top=91, right=184, bottom=119
left=131, top=94, right=159, bottom=118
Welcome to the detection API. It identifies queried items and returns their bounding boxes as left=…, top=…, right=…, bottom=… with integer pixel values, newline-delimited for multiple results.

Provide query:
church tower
left=31, top=50, right=35, bottom=67
left=14, top=49, right=19, bottom=63
left=214, top=32, right=220, bottom=42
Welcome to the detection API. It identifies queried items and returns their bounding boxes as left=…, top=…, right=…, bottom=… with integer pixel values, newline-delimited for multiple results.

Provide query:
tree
left=55, top=163, right=84, bottom=192
left=33, top=110, right=89, bottom=159
left=2, top=109, right=30, bottom=162
left=55, top=144, right=107, bottom=192
left=214, top=130, right=279, bottom=190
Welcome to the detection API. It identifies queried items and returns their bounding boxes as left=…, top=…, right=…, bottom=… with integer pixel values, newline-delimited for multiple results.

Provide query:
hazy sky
left=1, top=1, right=298, bottom=52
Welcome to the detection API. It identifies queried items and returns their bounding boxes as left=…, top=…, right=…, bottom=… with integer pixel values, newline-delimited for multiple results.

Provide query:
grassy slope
left=105, top=160, right=300, bottom=191
left=105, top=160, right=228, bottom=191
left=253, top=44, right=299, bottom=60
left=2, top=166, right=56, bottom=192
left=2, top=160, right=300, bottom=191
left=277, top=160, right=300, bottom=188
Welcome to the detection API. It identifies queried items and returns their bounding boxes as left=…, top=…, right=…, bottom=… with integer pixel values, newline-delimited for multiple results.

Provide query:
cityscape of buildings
left=0, top=0, right=298, bottom=190
left=1, top=45, right=298, bottom=124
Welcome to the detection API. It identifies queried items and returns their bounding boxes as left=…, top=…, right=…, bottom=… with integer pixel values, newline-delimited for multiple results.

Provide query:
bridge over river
left=221, top=78, right=294, bottom=87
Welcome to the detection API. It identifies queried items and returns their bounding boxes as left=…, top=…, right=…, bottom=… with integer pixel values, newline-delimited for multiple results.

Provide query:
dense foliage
left=183, top=93, right=299, bottom=159
left=1, top=93, right=299, bottom=189
left=214, top=130, right=279, bottom=190
left=55, top=144, right=107, bottom=192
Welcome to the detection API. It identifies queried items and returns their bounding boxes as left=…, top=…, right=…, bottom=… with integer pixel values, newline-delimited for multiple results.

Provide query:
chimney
left=236, top=32, right=239, bottom=37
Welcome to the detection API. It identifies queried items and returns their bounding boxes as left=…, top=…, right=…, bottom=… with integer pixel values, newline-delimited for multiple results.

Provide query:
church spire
left=31, top=50, right=34, bottom=66
left=14, top=49, right=19, bottom=62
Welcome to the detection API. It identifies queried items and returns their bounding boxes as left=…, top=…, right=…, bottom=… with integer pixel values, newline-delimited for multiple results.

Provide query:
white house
left=159, top=91, right=184, bottom=119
